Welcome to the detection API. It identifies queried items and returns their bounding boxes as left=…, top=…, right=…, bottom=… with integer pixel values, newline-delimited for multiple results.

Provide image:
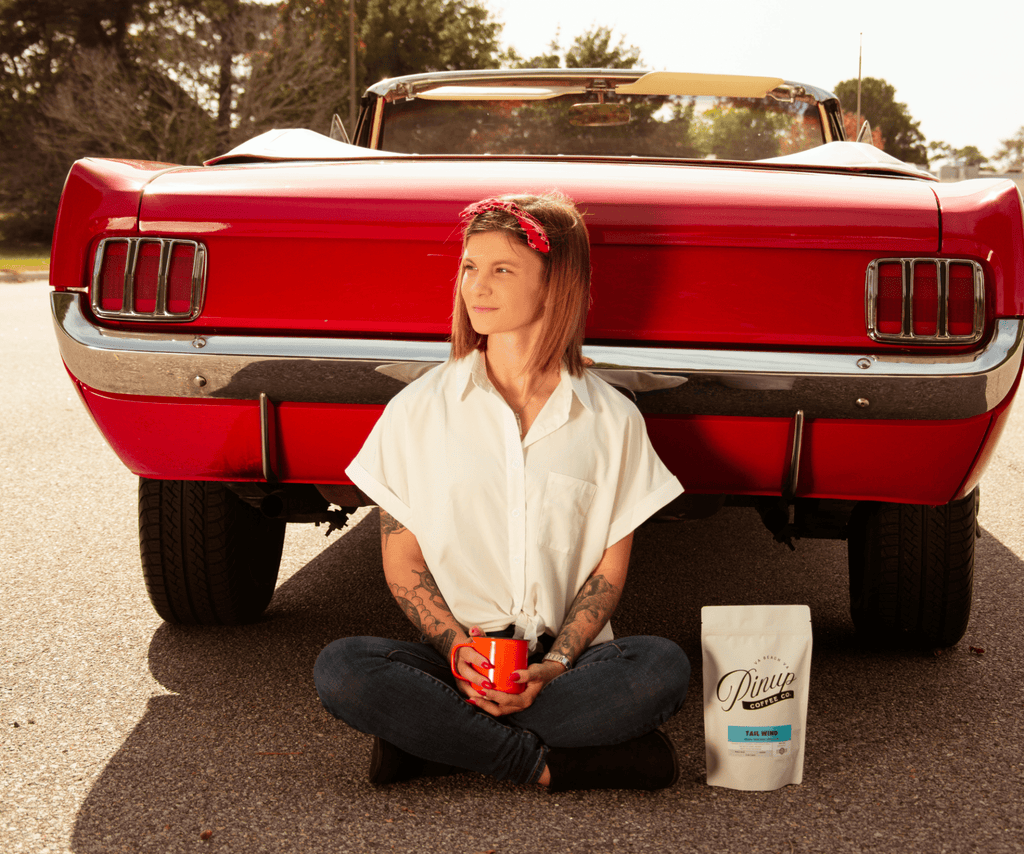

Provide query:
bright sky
left=484, top=0, right=1023, bottom=164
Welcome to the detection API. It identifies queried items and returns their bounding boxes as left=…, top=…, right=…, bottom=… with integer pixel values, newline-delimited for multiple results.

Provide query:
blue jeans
left=314, top=635, right=690, bottom=785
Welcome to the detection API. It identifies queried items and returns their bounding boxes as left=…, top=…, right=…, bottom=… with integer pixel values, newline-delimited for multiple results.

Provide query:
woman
left=314, top=192, right=690, bottom=790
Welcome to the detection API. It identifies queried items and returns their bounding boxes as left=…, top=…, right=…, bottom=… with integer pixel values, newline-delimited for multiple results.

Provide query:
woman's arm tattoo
left=378, top=509, right=462, bottom=657
left=379, top=509, right=407, bottom=551
left=551, top=573, right=621, bottom=662
left=388, top=559, right=461, bottom=659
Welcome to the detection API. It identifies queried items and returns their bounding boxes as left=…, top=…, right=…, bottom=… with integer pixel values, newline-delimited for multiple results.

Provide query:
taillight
left=866, top=258, right=984, bottom=344
left=947, top=263, right=977, bottom=337
left=911, top=262, right=938, bottom=337
left=875, top=262, right=903, bottom=335
left=91, top=238, right=206, bottom=321
left=97, top=241, right=129, bottom=312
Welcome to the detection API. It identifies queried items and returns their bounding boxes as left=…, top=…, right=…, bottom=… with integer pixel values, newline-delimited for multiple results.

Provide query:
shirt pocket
left=536, top=472, right=598, bottom=554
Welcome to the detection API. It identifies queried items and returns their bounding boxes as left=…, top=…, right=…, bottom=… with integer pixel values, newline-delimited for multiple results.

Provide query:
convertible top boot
left=368, top=736, right=458, bottom=786
left=544, top=729, right=679, bottom=792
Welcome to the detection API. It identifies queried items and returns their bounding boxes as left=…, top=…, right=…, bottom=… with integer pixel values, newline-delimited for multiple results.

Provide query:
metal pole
left=349, top=0, right=357, bottom=134
left=855, top=33, right=862, bottom=141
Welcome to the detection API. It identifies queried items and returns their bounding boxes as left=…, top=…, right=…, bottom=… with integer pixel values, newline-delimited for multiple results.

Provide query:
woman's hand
left=453, top=626, right=566, bottom=715
left=451, top=626, right=493, bottom=700
left=467, top=660, right=565, bottom=717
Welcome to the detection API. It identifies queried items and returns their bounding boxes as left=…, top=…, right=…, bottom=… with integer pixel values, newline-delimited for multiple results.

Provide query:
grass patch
left=0, top=240, right=50, bottom=270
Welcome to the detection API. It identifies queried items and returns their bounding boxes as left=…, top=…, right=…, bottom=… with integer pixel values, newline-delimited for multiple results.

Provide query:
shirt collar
left=456, top=349, right=594, bottom=413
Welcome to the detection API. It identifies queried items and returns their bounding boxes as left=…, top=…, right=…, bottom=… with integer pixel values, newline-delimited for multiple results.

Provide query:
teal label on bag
left=728, top=725, right=792, bottom=743
left=726, top=725, right=794, bottom=757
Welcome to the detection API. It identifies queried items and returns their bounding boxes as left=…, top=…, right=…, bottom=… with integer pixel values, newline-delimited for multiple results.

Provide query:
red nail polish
left=482, top=681, right=495, bottom=690
left=466, top=698, right=477, bottom=705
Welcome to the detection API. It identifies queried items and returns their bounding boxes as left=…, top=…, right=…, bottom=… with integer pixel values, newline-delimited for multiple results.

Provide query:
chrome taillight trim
left=866, top=258, right=985, bottom=345
left=90, top=237, right=207, bottom=322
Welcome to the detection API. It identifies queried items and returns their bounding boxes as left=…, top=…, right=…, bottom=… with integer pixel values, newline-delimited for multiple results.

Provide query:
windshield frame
left=354, top=69, right=844, bottom=160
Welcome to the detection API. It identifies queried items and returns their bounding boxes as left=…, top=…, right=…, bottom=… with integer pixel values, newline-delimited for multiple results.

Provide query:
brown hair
left=449, top=191, right=591, bottom=377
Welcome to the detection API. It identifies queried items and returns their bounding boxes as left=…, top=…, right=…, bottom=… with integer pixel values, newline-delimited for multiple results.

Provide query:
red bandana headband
left=460, top=198, right=551, bottom=254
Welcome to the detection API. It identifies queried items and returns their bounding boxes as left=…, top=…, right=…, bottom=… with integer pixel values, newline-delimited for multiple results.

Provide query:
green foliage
left=282, top=0, right=502, bottom=92
left=929, top=140, right=989, bottom=168
left=995, top=127, right=1024, bottom=170
left=0, top=237, right=49, bottom=269
left=833, top=77, right=928, bottom=165
left=0, top=0, right=503, bottom=240
left=694, top=105, right=791, bottom=161
left=953, top=145, right=988, bottom=167
left=564, top=26, right=641, bottom=69
left=504, top=26, right=643, bottom=70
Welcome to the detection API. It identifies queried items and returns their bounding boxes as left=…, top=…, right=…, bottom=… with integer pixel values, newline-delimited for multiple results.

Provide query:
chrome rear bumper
left=52, top=292, right=1024, bottom=421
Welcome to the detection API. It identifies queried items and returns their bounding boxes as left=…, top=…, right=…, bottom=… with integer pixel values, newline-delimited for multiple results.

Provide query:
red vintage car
left=49, top=69, right=1024, bottom=646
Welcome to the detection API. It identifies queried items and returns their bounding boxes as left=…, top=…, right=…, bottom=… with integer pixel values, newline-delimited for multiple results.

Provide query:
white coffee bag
left=702, top=605, right=812, bottom=790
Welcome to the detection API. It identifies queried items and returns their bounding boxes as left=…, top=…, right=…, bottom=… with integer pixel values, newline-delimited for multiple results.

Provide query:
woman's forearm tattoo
left=411, top=562, right=449, bottom=613
left=379, top=509, right=460, bottom=656
left=552, top=574, right=621, bottom=662
left=388, top=559, right=460, bottom=659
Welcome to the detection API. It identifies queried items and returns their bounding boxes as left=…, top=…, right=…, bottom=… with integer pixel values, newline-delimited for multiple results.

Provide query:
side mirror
left=569, top=103, right=631, bottom=127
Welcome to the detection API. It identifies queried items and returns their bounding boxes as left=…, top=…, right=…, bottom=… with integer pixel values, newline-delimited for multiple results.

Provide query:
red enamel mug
left=450, top=637, right=528, bottom=694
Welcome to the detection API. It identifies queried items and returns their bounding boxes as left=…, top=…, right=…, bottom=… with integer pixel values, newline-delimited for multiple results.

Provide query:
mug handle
left=449, top=642, right=490, bottom=684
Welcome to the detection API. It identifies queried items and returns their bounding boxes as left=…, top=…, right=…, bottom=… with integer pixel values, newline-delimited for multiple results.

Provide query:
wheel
left=139, top=478, right=286, bottom=625
left=847, top=488, right=977, bottom=648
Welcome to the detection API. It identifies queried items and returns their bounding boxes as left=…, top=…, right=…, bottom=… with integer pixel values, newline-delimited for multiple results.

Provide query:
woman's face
left=460, top=231, right=547, bottom=340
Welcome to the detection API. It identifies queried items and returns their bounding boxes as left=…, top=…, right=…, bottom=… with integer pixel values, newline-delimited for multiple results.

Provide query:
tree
left=693, top=105, right=791, bottom=161
left=833, top=77, right=928, bottom=165
left=995, top=127, right=1024, bottom=171
left=505, top=26, right=643, bottom=70
left=1, top=0, right=343, bottom=239
left=135, top=1, right=339, bottom=146
left=283, top=0, right=502, bottom=96
left=952, top=145, right=988, bottom=168
left=929, top=140, right=991, bottom=171
left=0, top=0, right=151, bottom=239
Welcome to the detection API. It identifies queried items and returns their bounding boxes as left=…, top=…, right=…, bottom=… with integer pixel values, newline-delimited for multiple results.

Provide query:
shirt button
left=512, top=459, right=521, bottom=469
left=512, top=509, right=521, bottom=518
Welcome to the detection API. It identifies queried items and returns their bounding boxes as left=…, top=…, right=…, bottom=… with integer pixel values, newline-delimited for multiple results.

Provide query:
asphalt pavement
left=2, top=282, right=1022, bottom=854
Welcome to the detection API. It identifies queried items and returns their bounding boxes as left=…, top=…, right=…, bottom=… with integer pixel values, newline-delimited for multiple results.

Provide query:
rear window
left=378, top=91, right=825, bottom=161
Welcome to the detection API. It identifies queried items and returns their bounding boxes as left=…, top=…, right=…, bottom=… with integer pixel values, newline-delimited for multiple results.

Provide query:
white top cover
left=346, top=349, right=683, bottom=650
left=760, top=141, right=936, bottom=179
left=204, top=129, right=402, bottom=166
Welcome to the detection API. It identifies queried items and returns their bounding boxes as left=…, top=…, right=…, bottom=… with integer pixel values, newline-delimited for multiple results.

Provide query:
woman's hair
left=449, top=191, right=591, bottom=377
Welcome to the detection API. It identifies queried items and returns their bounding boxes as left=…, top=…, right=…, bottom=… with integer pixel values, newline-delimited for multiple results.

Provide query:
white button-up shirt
left=346, top=350, right=683, bottom=650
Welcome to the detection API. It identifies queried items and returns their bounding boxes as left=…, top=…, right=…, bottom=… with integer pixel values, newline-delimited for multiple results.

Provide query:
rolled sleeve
left=344, top=402, right=416, bottom=531
left=604, top=410, right=684, bottom=548
left=345, top=457, right=414, bottom=529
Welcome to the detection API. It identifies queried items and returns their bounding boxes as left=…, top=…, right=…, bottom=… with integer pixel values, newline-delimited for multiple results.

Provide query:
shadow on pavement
left=70, top=507, right=1024, bottom=854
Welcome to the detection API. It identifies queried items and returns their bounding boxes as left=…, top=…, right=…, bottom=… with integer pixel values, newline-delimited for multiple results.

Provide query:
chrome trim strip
left=365, top=69, right=838, bottom=108
left=52, top=292, right=1024, bottom=421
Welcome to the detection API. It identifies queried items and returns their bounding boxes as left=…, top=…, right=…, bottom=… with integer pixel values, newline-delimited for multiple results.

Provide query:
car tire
left=847, top=488, right=977, bottom=648
left=139, top=478, right=286, bottom=625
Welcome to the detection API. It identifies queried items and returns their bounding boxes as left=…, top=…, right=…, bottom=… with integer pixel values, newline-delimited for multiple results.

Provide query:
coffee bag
left=702, top=605, right=812, bottom=790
